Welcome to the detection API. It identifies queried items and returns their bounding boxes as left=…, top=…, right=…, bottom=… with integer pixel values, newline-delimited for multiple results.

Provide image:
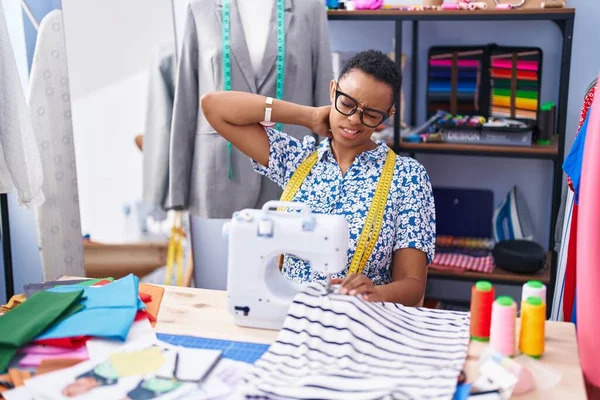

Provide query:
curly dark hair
left=339, top=49, right=402, bottom=102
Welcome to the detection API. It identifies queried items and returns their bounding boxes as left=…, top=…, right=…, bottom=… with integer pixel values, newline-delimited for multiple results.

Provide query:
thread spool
left=496, top=3, right=513, bottom=9
left=442, top=2, right=459, bottom=9
left=522, top=281, right=546, bottom=304
left=519, top=296, right=546, bottom=358
left=541, top=0, right=565, bottom=8
left=490, top=296, right=517, bottom=357
left=470, top=281, right=495, bottom=341
left=473, top=1, right=488, bottom=8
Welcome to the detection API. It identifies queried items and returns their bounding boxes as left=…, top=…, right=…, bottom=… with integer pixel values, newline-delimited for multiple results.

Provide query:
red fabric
left=567, top=87, right=595, bottom=192
left=33, top=336, right=90, bottom=349
left=563, top=203, right=579, bottom=321
left=139, top=292, right=152, bottom=303
left=430, top=253, right=495, bottom=273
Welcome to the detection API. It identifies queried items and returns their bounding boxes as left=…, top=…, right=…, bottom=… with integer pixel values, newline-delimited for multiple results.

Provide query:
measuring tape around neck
left=222, top=0, right=286, bottom=179
left=280, top=148, right=397, bottom=276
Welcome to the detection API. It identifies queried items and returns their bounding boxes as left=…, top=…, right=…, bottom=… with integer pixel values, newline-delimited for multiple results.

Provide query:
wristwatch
left=259, top=97, right=276, bottom=127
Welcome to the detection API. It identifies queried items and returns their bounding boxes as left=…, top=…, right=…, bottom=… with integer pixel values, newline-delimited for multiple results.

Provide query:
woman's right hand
left=311, top=106, right=332, bottom=138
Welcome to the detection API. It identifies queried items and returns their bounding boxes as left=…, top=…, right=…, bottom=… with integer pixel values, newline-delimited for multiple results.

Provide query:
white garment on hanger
left=28, top=10, right=84, bottom=279
left=0, top=1, right=45, bottom=208
left=238, top=0, right=274, bottom=78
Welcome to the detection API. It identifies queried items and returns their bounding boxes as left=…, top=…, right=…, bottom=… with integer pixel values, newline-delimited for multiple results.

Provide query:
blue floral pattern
left=251, top=127, right=436, bottom=286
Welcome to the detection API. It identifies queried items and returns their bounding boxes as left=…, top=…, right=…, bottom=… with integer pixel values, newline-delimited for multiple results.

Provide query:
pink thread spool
left=489, top=296, right=517, bottom=357
left=442, top=2, right=459, bottom=10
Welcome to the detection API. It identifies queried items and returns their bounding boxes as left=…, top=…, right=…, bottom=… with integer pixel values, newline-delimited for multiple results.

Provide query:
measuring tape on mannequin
left=222, top=0, right=286, bottom=179
left=280, top=149, right=396, bottom=275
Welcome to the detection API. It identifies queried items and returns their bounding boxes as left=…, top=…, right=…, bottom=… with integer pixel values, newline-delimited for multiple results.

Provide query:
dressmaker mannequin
left=167, top=0, right=333, bottom=219
left=238, top=0, right=274, bottom=78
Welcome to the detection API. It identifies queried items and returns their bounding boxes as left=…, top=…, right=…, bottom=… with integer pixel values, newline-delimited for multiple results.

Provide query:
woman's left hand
left=331, top=274, right=382, bottom=302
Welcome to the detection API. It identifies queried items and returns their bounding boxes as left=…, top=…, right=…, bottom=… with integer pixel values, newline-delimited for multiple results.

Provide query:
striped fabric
left=238, top=283, right=470, bottom=400
left=431, top=253, right=495, bottom=274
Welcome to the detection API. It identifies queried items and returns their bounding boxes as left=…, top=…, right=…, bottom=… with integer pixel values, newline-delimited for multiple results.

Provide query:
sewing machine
left=222, top=201, right=348, bottom=330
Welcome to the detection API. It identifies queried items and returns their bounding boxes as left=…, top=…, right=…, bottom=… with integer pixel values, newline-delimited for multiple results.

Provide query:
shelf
left=390, top=136, right=559, bottom=160
left=427, top=252, right=552, bottom=285
left=327, top=8, right=575, bottom=22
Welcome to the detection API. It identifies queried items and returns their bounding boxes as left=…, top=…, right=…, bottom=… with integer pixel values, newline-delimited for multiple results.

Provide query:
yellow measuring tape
left=280, top=148, right=396, bottom=275
left=165, top=211, right=185, bottom=286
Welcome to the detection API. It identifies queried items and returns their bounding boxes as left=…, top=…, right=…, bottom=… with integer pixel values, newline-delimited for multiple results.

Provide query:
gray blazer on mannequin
left=166, top=0, right=333, bottom=218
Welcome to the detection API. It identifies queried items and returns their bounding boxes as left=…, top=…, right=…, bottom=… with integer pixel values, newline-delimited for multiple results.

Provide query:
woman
left=201, top=50, right=435, bottom=306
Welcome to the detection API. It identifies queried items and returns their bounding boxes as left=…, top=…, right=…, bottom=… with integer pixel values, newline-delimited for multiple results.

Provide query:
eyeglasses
left=334, top=83, right=391, bottom=128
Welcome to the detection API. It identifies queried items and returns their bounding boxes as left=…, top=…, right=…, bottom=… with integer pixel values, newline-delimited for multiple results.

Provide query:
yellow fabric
left=0, top=294, right=26, bottom=314
left=280, top=148, right=397, bottom=275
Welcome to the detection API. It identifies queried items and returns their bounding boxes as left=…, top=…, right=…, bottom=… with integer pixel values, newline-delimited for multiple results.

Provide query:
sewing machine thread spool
left=489, top=296, right=517, bottom=357
left=522, top=281, right=546, bottom=305
left=470, top=281, right=495, bottom=342
left=519, top=296, right=546, bottom=358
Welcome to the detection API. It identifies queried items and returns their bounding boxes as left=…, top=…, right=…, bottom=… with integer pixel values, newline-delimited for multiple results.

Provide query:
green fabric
left=493, top=89, right=538, bottom=99
left=0, top=290, right=84, bottom=372
left=493, top=79, right=538, bottom=91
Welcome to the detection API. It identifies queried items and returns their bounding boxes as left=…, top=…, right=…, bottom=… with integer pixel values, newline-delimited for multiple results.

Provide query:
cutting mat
left=156, top=334, right=269, bottom=364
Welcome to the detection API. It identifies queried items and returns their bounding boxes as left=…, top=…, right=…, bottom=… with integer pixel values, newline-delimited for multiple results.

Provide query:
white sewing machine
left=222, top=201, right=348, bottom=330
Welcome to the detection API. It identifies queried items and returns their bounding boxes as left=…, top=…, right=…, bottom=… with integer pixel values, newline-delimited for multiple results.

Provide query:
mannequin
left=166, top=0, right=333, bottom=219
left=238, top=0, right=273, bottom=77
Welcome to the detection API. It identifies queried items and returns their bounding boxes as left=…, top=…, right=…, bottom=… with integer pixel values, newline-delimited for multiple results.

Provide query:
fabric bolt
left=238, top=283, right=470, bottom=400
left=430, top=253, right=495, bottom=274
left=28, top=10, right=84, bottom=280
left=0, top=1, right=44, bottom=207
left=35, top=275, right=143, bottom=342
left=0, top=290, right=84, bottom=372
left=252, top=128, right=436, bottom=286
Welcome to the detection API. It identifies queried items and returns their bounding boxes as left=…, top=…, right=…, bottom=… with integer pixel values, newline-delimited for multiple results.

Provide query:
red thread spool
left=470, top=281, right=495, bottom=341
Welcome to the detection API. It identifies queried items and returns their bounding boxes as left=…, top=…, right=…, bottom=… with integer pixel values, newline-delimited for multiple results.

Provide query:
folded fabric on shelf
left=238, top=283, right=470, bottom=400
left=34, top=275, right=143, bottom=343
left=431, top=253, right=496, bottom=274
left=0, top=290, right=84, bottom=372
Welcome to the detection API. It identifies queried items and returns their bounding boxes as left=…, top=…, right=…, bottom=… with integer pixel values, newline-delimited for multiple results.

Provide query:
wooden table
left=154, top=284, right=588, bottom=399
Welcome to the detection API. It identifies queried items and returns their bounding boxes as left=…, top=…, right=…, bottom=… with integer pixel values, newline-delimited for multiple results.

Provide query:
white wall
left=61, top=0, right=176, bottom=101
left=1, top=0, right=43, bottom=303
left=61, top=0, right=176, bottom=243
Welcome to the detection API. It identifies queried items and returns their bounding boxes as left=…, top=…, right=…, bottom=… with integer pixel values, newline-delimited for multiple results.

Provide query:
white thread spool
left=522, top=280, right=547, bottom=304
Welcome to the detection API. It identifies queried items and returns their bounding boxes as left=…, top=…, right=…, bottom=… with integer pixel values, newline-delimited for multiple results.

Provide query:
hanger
left=20, top=0, right=39, bottom=31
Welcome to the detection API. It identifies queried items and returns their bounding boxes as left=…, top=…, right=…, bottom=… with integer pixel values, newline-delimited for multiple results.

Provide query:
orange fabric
left=7, top=368, right=30, bottom=387
left=36, top=358, right=83, bottom=375
left=0, top=294, right=26, bottom=313
left=139, top=283, right=164, bottom=327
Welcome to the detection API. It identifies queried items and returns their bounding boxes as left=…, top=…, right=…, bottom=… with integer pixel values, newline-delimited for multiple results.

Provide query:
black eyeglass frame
left=333, top=83, right=393, bottom=128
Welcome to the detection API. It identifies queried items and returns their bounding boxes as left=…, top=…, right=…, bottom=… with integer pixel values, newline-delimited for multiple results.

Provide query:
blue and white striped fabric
left=238, top=283, right=470, bottom=400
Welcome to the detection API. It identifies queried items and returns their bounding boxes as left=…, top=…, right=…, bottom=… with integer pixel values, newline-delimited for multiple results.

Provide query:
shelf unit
left=327, top=8, right=575, bottom=311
